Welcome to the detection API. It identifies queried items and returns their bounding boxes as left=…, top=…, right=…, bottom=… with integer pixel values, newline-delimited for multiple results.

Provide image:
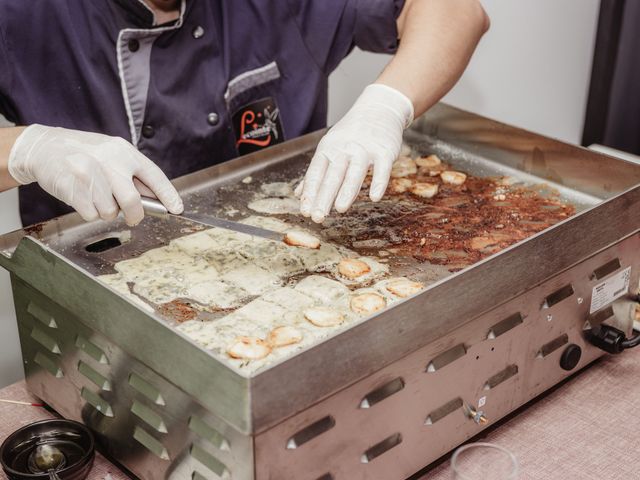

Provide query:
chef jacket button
left=192, top=26, right=205, bottom=39
left=128, top=39, right=140, bottom=52
left=142, top=125, right=155, bottom=138
left=207, top=112, right=219, bottom=126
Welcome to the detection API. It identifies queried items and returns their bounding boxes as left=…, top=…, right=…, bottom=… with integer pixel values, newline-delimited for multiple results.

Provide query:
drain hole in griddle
left=84, top=231, right=131, bottom=253
left=85, top=236, right=122, bottom=253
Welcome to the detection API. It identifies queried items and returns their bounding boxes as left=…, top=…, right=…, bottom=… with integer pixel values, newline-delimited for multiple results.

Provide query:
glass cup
left=451, top=442, right=519, bottom=480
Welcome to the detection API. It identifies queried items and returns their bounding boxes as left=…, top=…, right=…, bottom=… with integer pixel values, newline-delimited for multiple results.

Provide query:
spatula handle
left=141, top=197, right=170, bottom=218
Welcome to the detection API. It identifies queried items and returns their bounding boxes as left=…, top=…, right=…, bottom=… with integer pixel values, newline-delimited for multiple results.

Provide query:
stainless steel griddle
left=2, top=104, right=640, bottom=480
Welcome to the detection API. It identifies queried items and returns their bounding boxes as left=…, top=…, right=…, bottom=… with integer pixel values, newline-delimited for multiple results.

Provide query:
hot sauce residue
left=158, top=299, right=198, bottom=322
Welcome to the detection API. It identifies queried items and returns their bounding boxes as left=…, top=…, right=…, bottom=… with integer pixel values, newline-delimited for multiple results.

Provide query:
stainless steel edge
left=412, top=103, right=640, bottom=199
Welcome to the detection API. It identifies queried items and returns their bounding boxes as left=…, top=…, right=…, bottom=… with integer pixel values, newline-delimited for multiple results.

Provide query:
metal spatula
left=141, top=197, right=283, bottom=241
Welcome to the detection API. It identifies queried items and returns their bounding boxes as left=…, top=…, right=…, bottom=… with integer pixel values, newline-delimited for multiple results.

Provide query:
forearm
left=0, top=127, right=24, bottom=192
left=378, top=0, right=490, bottom=117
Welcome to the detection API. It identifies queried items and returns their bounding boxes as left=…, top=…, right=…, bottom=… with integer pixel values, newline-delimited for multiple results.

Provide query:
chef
left=0, top=0, right=488, bottom=226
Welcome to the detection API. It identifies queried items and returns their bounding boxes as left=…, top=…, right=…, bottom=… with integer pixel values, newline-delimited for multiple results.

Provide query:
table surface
left=2, top=348, right=640, bottom=480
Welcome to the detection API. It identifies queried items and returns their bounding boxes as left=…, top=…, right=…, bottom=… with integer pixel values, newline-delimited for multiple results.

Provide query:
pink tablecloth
left=2, top=348, right=640, bottom=480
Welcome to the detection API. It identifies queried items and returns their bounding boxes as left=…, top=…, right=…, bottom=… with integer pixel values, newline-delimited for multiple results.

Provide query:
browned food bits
left=350, top=293, right=387, bottom=314
left=390, top=178, right=414, bottom=194
left=268, top=326, right=303, bottom=347
left=410, top=182, right=439, bottom=199
left=416, top=154, right=442, bottom=168
left=338, top=258, right=371, bottom=279
left=227, top=337, right=272, bottom=360
left=440, top=171, right=467, bottom=185
left=385, top=278, right=424, bottom=298
left=284, top=231, right=321, bottom=249
left=391, top=156, right=418, bottom=178
left=304, top=307, right=345, bottom=327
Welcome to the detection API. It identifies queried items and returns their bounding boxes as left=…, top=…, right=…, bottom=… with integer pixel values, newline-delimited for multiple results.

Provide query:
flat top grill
left=2, top=104, right=640, bottom=434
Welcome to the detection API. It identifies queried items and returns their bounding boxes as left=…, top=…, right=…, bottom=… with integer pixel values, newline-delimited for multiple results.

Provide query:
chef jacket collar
left=112, top=0, right=186, bottom=28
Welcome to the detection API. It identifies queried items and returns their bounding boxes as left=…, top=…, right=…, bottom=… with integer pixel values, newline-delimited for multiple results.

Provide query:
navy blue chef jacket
left=0, top=0, right=405, bottom=226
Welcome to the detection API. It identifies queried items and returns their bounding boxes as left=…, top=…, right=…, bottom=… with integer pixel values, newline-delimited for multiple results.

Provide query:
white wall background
left=0, top=0, right=600, bottom=388
left=329, top=0, right=601, bottom=145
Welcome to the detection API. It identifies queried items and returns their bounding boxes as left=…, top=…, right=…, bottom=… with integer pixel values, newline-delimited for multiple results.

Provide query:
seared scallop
left=338, top=258, right=372, bottom=279
left=284, top=231, right=321, bottom=249
left=409, top=182, right=439, bottom=199
left=416, top=154, right=442, bottom=169
left=390, top=178, right=414, bottom=194
left=227, top=337, right=271, bottom=360
left=268, top=326, right=303, bottom=347
left=350, top=293, right=387, bottom=315
left=304, top=307, right=345, bottom=327
left=391, top=156, right=417, bottom=178
left=385, top=278, right=424, bottom=298
left=440, top=171, right=467, bottom=185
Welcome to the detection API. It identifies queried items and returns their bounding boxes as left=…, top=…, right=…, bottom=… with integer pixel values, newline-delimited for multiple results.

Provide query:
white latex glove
left=8, top=124, right=183, bottom=226
left=298, top=83, right=414, bottom=223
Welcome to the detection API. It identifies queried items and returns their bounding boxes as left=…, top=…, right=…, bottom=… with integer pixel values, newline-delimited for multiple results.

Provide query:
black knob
left=560, top=344, right=582, bottom=371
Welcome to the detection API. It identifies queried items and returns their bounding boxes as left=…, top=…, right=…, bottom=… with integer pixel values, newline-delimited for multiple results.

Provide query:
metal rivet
left=577, top=297, right=584, bottom=304
left=192, top=25, right=204, bottom=39
left=207, top=112, right=219, bottom=126
left=546, top=314, right=553, bottom=322
left=128, top=39, right=140, bottom=52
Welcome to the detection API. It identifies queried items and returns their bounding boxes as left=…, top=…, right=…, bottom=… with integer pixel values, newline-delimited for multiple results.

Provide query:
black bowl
left=0, top=419, right=95, bottom=480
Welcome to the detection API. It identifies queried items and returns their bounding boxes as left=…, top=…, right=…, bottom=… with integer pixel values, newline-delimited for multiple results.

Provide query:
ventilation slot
left=190, top=444, right=230, bottom=479
left=589, top=305, right=615, bottom=326
left=592, top=258, right=621, bottom=280
left=129, top=372, right=166, bottom=406
left=537, top=334, right=569, bottom=358
left=286, top=416, right=335, bottom=450
left=360, top=433, right=402, bottom=464
left=31, top=327, right=61, bottom=354
left=543, top=284, right=574, bottom=308
left=131, top=401, right=168, bottom=433
left=426, top=344, right=466, bottom=372
left=75, top=335, right=109, bottom=364
left=487, top=313, right=523, bottom=339
left=134, top=426, right=169, bottom=460
left=484, top=365, right=518, bottom=390
left=34, top=352, right=63, bottom=378
left=27, top=302, right=58, bottom=328
left=189, top=416, right=230, bottom=451
left=425, top=397, right=463, bottom=425
left=359, top=378, right=405, bottom=409
left=80, top=387, right=114, bottom=417
left=78, top=361, right=111, bottom=391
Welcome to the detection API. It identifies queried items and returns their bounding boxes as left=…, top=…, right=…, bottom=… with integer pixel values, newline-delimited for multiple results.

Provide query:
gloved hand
left=298, top=83, right=414, bottom=223
left=8, top=125, right=183, bottom=225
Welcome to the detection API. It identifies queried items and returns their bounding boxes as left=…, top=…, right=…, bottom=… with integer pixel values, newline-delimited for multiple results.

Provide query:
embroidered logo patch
left=232, top=97, right=284, bottom=155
